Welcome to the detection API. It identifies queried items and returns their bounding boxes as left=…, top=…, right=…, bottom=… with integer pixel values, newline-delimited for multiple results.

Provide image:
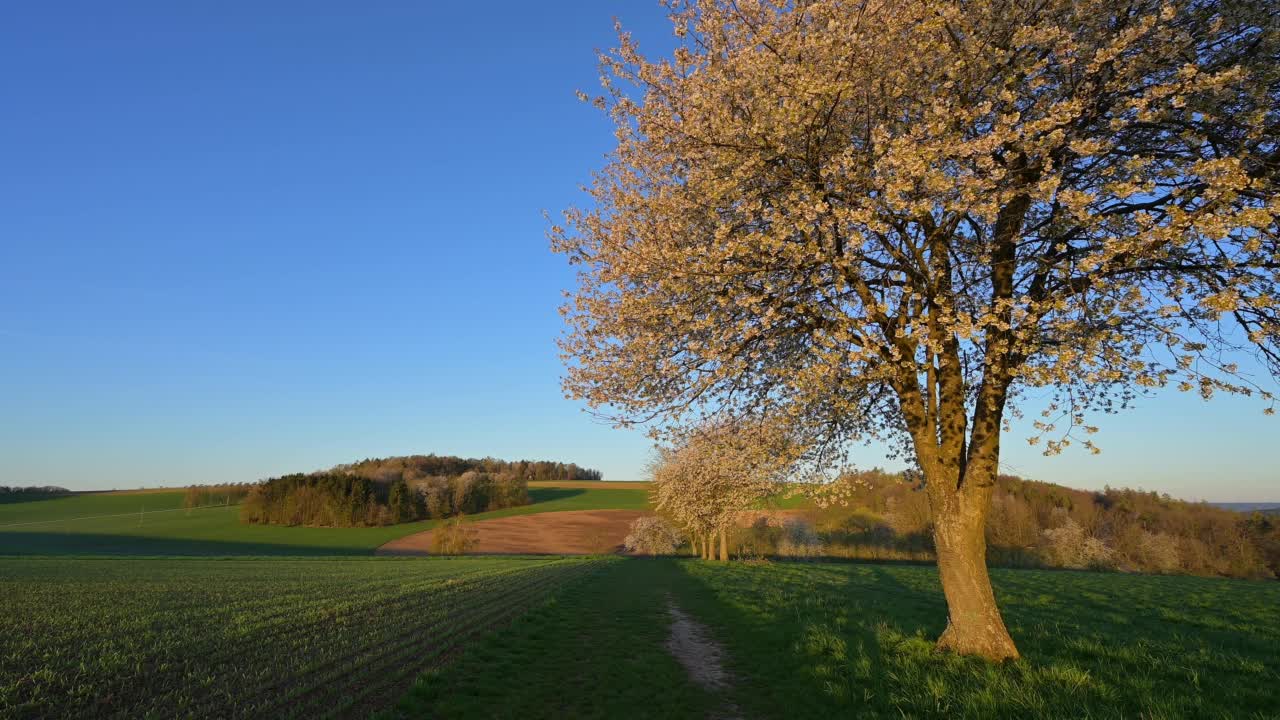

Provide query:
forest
left=775, top=470, right=1280, bottom=580
left=238, top=455, right=602, bottom=528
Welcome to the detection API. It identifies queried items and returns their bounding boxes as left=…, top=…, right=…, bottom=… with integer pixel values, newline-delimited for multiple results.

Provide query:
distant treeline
left=0, top=486, right=71, bottom=503
left=239, top=454, right=599, bottom=528
left=182, top=484, right=253, bottom=509
left=794, top=470, right=1280, bottom=580
left=239, top=472, right=529, bottom=527
left=334, top=454, right=603, bottom=484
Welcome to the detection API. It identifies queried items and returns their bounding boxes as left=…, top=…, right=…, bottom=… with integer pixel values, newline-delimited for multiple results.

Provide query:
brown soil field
left=377, top=509, right=649, bottom=556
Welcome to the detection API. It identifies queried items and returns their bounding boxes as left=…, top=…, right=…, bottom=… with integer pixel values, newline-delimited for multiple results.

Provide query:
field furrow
left=0, top=556, right=609, bottom=720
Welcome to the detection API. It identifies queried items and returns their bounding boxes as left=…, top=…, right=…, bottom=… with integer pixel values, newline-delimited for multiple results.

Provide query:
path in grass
left=0, top=484, right=651, bottom=556
left=383, top=560, right=728, bottom=720
left=388, top=558, right=1280, bottom=720
left=1, top=556, right=606, bottom=719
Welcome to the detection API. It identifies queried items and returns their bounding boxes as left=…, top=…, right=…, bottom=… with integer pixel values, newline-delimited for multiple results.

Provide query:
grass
left=0, top=555, right=605, bottom=719
left=0, top=490, right=191, bottom=524
left=383, top=559, right=721, bottom=720
left=8, top=486, right=1276, bottom=718
left=0, top=485, right=651, bottom=556
left=391, top=558, right=1280, bottom=720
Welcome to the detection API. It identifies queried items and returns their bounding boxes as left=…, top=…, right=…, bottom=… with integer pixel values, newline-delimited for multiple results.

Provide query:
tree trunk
left=930, top=487, right=1019, bottom=661
left=718, top=526, right=728, bottom=562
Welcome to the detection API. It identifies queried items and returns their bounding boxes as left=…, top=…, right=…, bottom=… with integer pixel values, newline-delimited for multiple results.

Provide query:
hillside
left=0, top=482, right=650, bottom=556
left=5, top=472, right=1277, bottom=580
left=777, top=471, right=1280, bottom=579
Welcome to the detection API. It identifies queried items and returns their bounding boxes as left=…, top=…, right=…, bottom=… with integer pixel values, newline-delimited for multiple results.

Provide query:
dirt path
left=376, top=509, right=647, bottom=556
left=665, top=596, right=742, bottom=719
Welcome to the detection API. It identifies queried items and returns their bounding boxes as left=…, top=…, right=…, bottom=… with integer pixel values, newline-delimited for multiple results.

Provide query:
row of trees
left=333, top=455, right=602, bottom=485
left=239, top=454, right=598, bottom=528
left=240, top=474, right=392, bottom=527
left=413, top=472, right=530, bottom=519
left=239, top=470, right=533, bottom=528
left=0, top=486, right=71, bottom=506
left=182, top=484, right=252, bottom=509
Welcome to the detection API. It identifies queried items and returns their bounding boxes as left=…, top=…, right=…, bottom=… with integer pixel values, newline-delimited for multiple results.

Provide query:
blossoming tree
left=554, top=0, right=1278, bottom=659
left=623, top=516, right=683, bottom=556
left=650, top=419, right=797, bottom=561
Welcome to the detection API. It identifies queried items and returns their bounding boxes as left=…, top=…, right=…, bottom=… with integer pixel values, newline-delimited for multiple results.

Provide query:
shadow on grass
left=0, top=531, right=371, bottom=557
left=671, top=558, right=1280, bottom=719
left=0, top=493, right=74, bottom=505
left=526, top=487, right=586, bottom=504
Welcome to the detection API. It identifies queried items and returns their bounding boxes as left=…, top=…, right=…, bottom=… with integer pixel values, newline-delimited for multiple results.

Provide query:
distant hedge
left=0, top=486, right=72, bottom=504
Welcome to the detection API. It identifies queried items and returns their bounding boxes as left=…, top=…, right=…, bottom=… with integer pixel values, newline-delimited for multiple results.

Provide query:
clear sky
left=2, top=2, right=1275, bottom=501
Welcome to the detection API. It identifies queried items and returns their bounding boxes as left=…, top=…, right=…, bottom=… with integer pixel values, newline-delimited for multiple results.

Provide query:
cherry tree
left=624, top=516, right=683, bottom=556
left=651, top=419, right=798, bottom=560
left=555, top=0, right=1278, bottom=659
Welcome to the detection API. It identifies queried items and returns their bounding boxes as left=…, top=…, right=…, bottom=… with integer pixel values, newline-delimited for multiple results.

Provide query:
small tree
left=651, top=419, right=799, bottom=561
left=1040, top=515, right=1115, bottom=569
left=777, top=518, right=825, bottom=560
left=431, top=516, right=478, bottom=555
left=624, top=516, right=682, bottom=556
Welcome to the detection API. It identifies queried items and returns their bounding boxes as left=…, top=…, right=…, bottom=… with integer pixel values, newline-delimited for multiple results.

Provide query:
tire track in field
left=94, top=564, right=534, bottom=719
left=240, top=560, right=602, bottom=720
left=328, top=560, right=605, bottom=719
left=270, top=562, right=591, bottom=719
left=181, top=562, right=570, bottom=718
left=665, top=595, right=743, bottom=720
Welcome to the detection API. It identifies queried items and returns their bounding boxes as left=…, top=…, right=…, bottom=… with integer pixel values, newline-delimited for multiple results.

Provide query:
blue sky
left=1, top=2, right=1275, bottom=500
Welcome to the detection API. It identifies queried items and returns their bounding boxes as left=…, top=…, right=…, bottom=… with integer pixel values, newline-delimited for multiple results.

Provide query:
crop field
left=0, top=485, right=650, bottom=556
left=392, top=559, right=1280, bottom=720
left=0, top=556, right=606, bottom=719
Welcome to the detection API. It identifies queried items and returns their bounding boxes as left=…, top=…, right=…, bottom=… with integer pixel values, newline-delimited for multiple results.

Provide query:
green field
left=389, top=559, right=1280, bottom=720
left=1, top=555, right=605, bottom=719
left=5, top=486, right=1278, bottom=719
left=0, top=484, right=651, bottom=556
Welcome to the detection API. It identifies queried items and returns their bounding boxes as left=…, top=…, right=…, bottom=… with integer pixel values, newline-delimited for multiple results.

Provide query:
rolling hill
left=0, top=482, right=651, bottom=556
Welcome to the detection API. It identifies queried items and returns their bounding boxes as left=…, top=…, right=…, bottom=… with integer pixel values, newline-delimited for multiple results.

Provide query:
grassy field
left=0, top=555, right=606, bottom=719
left=6, top=485, right=1277, bottom=719
left=0, top=484, right=651, bottom=556
left=389, top=559, right=1280, bottom=720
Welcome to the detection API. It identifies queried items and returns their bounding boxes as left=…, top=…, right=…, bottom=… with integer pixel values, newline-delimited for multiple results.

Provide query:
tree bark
left=899, top=348, right=1021, bottom=661
left=718, top=526, right=728, bottom=562
left=928, top=474, right=1019, bottom=661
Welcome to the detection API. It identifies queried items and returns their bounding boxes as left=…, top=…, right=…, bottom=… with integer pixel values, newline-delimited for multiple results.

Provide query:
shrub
left=623, top=516, right=681, bottom=556
left=735, top=514, right=783, bottom=560
left=431, top=517, right=479, bottom=555
left=777, top=518, right=824, bottom=560
left=1136, top=530, right=1182, bottom=574
left=1040, top=516, right=1115, bottom=570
